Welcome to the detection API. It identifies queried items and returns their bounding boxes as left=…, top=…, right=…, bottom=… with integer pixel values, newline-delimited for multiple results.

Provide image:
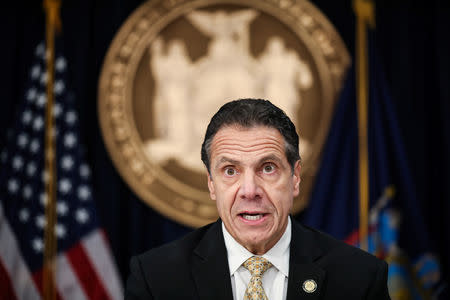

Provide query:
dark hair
left=201, top=98, right=300, bottom=173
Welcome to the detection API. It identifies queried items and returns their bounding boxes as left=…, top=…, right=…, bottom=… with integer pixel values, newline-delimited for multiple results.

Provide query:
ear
left=207, top=172, right=216, bottom=200
left=292, top=160, right=301, bottom=197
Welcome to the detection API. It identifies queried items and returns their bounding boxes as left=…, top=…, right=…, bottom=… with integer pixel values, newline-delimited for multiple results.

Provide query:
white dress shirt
left=222, top=218, right=291, bottom=300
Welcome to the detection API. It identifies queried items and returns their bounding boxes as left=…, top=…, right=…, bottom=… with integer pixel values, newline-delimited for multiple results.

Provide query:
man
left=125, top=99, right=390, bottom=299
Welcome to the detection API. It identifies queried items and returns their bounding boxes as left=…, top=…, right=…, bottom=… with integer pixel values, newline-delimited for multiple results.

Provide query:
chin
left=243, top=234, right=270, bottom=248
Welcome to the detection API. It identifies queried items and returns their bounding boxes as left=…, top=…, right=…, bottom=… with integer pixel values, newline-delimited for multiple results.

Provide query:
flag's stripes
left=83, top=230, right=123, bottom=300
left=55, top=254, right=88, bottom=300
left=67, top=237, right=110, bottom=300
left=32, top=268, right=63, bottom=300
left=0, top=204, right=40, bottom=300
left=0, top=258, right=18, bottom=300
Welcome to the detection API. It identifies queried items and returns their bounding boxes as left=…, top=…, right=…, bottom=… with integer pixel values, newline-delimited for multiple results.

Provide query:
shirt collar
left=222, top=217, right=291, bottom=277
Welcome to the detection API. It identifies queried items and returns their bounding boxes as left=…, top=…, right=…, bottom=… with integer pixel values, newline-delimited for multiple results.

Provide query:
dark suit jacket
left=125, top=219, right=390, bottom=299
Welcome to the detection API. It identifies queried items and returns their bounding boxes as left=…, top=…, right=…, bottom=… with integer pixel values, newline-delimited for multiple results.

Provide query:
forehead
left=210, top=126, right=287, bottom=161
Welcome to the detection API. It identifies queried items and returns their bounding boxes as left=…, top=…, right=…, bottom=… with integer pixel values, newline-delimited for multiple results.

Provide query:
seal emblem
left=98, top=0, right=350, bottom=227
left=302, top=279, right=317, bottom=293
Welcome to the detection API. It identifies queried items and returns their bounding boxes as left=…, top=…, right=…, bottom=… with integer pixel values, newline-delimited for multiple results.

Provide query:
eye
left=262, top=163, right=276, bottom=174
left=224, top=167, right=236, bottom=176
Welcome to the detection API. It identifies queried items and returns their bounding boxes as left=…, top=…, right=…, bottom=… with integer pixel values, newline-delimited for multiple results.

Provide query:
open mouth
left=240, top=213, right=266, bottom=221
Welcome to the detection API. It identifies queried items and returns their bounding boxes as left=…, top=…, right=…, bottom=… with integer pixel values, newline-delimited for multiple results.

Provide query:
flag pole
left=353, top=0, right=375, bottom=252
left=43, top=1, right=61, bottom=299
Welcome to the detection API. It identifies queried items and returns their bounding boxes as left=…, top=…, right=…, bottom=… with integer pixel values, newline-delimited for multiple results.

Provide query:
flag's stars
left=57, top=201, right=68, bottom=216
left=55, top=57, right=67, bottom=72
left=36, top=214, right=46, bottom=229
left=22, top=185, right=32, bottom=199
left=30, top=139, right=40, bottom=153
left=26, top=162, right=37, bottom=176
left=54, top=80, right=65, bottom=95
left=32, top=116, right=44, bottom=131
left=77, top=185, right=91, bottom=201
left=80, top=164, right=91, bottom=179
left=32, top=238, right=44, bottom=253
left=12, top=156, right=24, bottom=170
left=8, top=178, right=19, bottom=194
left=31, top=65, right=41, bottom=80
left=64, top=133, right=77, bottom=148
left=26, top=88, right=37, bottom=102
left=39, top=193, right=47, bottom=206
left=40, top=71, right=48, bottom=85
left=65, top=111, right=77, bottom=125
left=22, top=111, right=33, bottom=125
left=36, top=94, right=46, bottom=108
left=75, top=208, right=89, bottom=224
left=55, top=223, right=67, bottom=238
left=61, top=155, right=74, bottom=171
left=19, top=209, right=30, bottom=222
left=35, top=43, right=45, bottom=58
left=59, top=178, right=72, bottom=194
left=17, top=133, right=29, bottom=148
left=53, top=102, right=63, bottom=117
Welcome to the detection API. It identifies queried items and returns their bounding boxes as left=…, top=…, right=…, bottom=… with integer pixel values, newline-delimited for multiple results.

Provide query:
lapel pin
left=302, top=279, right=317, bottom=293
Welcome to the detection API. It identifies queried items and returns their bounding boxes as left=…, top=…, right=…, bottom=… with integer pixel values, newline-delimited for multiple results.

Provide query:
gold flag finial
left=353, top=0, right=376, bottom=29
left=43, top=0, right=62, bottom=34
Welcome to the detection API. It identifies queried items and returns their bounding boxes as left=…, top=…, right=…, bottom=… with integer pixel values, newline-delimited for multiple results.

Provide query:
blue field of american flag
left=0, top=41, right=123, bottom=300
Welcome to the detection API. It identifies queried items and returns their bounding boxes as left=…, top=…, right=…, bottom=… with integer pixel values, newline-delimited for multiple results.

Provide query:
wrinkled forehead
left=212, top=123, right=274, bottom=140
left=210, top=125, right=287, bottom=158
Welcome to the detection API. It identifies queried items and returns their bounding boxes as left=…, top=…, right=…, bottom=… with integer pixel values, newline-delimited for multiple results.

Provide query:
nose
left=239, top=171, right=261, bottom=200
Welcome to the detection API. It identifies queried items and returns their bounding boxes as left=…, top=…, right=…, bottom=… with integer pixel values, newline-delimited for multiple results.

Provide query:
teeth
left=242, top=214, right=263, bottom=221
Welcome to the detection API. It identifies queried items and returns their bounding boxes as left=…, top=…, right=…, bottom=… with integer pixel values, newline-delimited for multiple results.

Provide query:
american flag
left=0, top=41, right=123, bottom=300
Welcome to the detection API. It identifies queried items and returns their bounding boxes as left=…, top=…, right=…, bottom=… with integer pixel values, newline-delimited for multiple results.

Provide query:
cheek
left=266, top=182, right=293, bottom=212
left=226, top=186, right=243, bottom=214
left=216, top=185, right=237, bottom=210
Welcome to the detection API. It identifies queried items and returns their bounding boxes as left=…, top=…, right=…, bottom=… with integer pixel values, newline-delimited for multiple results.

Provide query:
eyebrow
left=257, top=154, right=283, bottom=166
left=213, top=154, right=283, bottom=170
left=214, top=157, right=240, bottom=170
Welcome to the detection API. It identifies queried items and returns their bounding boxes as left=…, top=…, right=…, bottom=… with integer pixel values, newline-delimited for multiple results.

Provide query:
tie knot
left=243, top=256, right=272, bottom=277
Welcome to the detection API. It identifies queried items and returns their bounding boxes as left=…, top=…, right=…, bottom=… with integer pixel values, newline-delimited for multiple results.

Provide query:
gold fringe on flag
left=353, top=0, right=375, bottom=252
left=42, top=1, right=61, bottom=299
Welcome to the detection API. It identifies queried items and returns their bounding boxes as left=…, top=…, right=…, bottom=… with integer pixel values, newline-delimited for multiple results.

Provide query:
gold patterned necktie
left=243, top=256, right=273, bottom=300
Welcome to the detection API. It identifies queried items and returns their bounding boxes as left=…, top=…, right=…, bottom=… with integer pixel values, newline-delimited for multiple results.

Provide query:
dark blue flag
left=299, top=32, right=444, bottom=299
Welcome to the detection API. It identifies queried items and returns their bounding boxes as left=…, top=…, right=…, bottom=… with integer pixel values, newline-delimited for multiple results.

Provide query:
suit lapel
left=286, top=219, right=326, bottom=300
left=191, top=220, right=233, bottom=300
left=190, top=219, right=326, bottom=300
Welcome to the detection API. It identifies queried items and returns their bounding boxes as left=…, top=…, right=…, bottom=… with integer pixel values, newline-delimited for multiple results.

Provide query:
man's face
left=207, top=125, right=301, bottom=255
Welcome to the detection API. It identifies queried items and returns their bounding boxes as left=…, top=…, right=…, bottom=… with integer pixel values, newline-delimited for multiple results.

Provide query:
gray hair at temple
left=201, top=98, right=301, bottom=173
